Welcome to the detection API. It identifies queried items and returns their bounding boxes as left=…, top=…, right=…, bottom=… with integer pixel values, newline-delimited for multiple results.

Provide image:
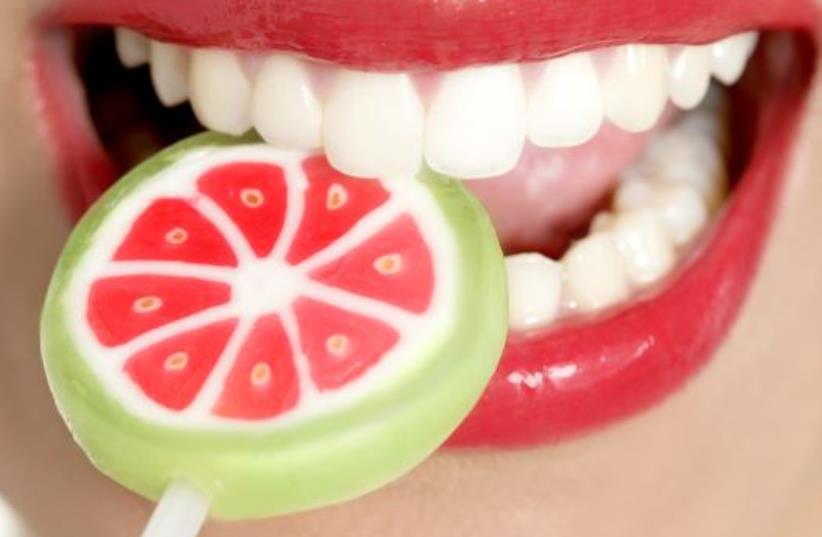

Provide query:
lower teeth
left=505, top=88, right=729, bottom=332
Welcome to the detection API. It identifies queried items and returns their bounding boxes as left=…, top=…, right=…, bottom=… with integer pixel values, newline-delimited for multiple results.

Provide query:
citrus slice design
left=41, top=133, right=507, bottom=519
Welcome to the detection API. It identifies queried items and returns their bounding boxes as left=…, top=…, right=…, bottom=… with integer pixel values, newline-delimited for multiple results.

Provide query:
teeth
left=602, top=45, right=669, bottom=133
left=590, top=212, right=615, bottom=233
left=668, top=46, right=712, bottom=110
left=190, top=49, right=253, bottom=135
left=631, top=125, right=727, bottom=210
left=425, top=65, right=527, bottom=178
left=650, top=184, right=709, bottom=246
left=614, top=179, right=655, bottom=213
left=252, top=54, right=323, bottom=149
left=563, top=233, right=630, bottom=312
left=614, top=179, right=708, bottom=247
left=115, top=28, right=149, bottom=68
left=117, top=28, right=740, bottom=331
left=127, top=29, right=748, bottom=192
left=149, top=41, right=190, bottom=107
left=610, top=209, right=676, bottom=286
left=711, top=32, right=759, bottom=85
left=620, top=89, right=729, bottom=211
left=323, top=71, right=424, bottom=177
left=505, top=254, right=564, bottom=331
left=528, top=52, right=604, bottom=148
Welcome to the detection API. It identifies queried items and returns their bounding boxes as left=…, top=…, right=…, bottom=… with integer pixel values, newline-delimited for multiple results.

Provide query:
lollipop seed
left=325, top=334, right=351, bottom=357
left=163, top=352, right=189, bottom=371
left=133, top=296, right=163, bottom=313
left=241, top=189, right=265, bottom=208
left=374, top=254, right=402, bottom=275
left=250, top=363, right=272, bottom=386
left=164, top=227, right=189, bottom=245
left=326, top=184, right=349, bottom=210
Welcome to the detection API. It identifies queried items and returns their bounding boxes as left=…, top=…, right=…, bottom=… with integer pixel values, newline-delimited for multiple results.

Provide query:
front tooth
left=602, top=45, right=669, bottom=133
left=505, top=254, right=563, bottom=331
left=668, top=46, right=711, bottom=110
left=149, top=41, right=190, bottom=107
left=563, top=233, right=630, bottom=312
left=190, top=49, right=253, bottom=136
left=252, top=55, right=322, bottom=149
left=711, top=32, right=759, bottom=85
left=528, top=52, right=603, bottom=148
left=425, top=65, right=527, bottom=178
left=611, top=209, right=675, bottom=286
left=323, top=71, right=424, bottom=177
left=651, top=184, right=709, bottom=246
left=115, top=28, right=149, bottom=68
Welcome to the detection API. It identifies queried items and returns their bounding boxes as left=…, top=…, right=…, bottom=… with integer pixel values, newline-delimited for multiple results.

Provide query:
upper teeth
left=324, top=70, right=426, bottom=177
left=116, top=28, right=757, bottom=180
left=190, top=49, right=254, bottom=136
left=149, top=41, right=190, bottom=107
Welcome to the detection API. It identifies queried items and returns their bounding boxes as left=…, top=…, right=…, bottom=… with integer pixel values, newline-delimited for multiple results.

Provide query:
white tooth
left=528, top=52, right=603, bottom=148
left=651, top=184, right=709, bottom=246
left=611, top=208, right=676, bottom=286
left=590, top=212, right=615, bottom=233
left=190, top=49, right=253, bottom=136
left=563, top=233, right=630, bottom=312
left=711, top=32, right=759, bottom=85
left=505, top=254, right=563, bottom=331
left=668, top=46, right=712, bottom=110
left=149, top=41, right=190, bottom=107
left=641, top=129, right=727, bottom=210
left=614, top=179, right=655, bottom=212
left=602, top=45, right=669, bottom=133
left=323, top=71, right=424, bottom=177
left=425, top=65, right=527, bottom=178
left=252, top=54, right=322, bottom=149
left=115, top=28, right=149, bottom=68
left=620, top=94, right=729, bottom=213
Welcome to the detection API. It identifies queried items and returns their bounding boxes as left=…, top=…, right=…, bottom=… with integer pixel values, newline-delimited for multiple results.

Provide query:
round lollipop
left=40, top=133, right=507, bottom=535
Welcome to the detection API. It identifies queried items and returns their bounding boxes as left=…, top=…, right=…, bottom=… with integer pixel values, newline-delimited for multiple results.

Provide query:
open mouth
left=31, top=0, right=817, bottom=448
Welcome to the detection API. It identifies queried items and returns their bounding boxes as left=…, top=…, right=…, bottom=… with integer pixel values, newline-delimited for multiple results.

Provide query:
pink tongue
left=465, top=121, right=666, bottom=256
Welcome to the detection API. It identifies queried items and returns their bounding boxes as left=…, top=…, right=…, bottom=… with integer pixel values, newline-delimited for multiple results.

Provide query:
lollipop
left=40, top=133, right=507, bottom=535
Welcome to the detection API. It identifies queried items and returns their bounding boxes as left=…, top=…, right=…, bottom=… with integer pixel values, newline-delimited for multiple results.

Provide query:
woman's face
left=3, top=1, right=822, bottom=536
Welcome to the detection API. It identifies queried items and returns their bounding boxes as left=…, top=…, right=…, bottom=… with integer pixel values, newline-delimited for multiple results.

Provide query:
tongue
left=464, top=120, right=668, bottom=257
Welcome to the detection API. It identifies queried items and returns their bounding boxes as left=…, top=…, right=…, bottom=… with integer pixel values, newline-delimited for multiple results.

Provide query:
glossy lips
left=35, top=0, right=820, bottom=447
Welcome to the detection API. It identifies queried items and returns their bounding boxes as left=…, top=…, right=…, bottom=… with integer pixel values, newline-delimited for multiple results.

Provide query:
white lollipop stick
left=141, top=482, right=210, bottom=537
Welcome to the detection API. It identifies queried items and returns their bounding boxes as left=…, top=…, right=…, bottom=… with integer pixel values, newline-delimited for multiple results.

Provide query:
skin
left=1, top=0, right=822, bottom=535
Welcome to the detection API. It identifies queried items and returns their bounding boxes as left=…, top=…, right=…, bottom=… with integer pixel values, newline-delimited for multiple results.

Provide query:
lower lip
left=30, top=31, right=815, bottom=449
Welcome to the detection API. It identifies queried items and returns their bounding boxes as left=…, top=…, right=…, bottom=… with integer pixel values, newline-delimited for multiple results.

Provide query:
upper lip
left=47, top=0, right=818, bottom=70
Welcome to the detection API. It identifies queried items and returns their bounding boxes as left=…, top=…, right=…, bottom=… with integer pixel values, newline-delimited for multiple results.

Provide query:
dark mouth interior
left=74, top=29, right=202, bottom=175
left=71, top=28, right=803, bottom=259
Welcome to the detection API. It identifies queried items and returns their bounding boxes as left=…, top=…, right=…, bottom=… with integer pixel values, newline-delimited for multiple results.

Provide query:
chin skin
left=2, top=1, right=822, bottom=536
